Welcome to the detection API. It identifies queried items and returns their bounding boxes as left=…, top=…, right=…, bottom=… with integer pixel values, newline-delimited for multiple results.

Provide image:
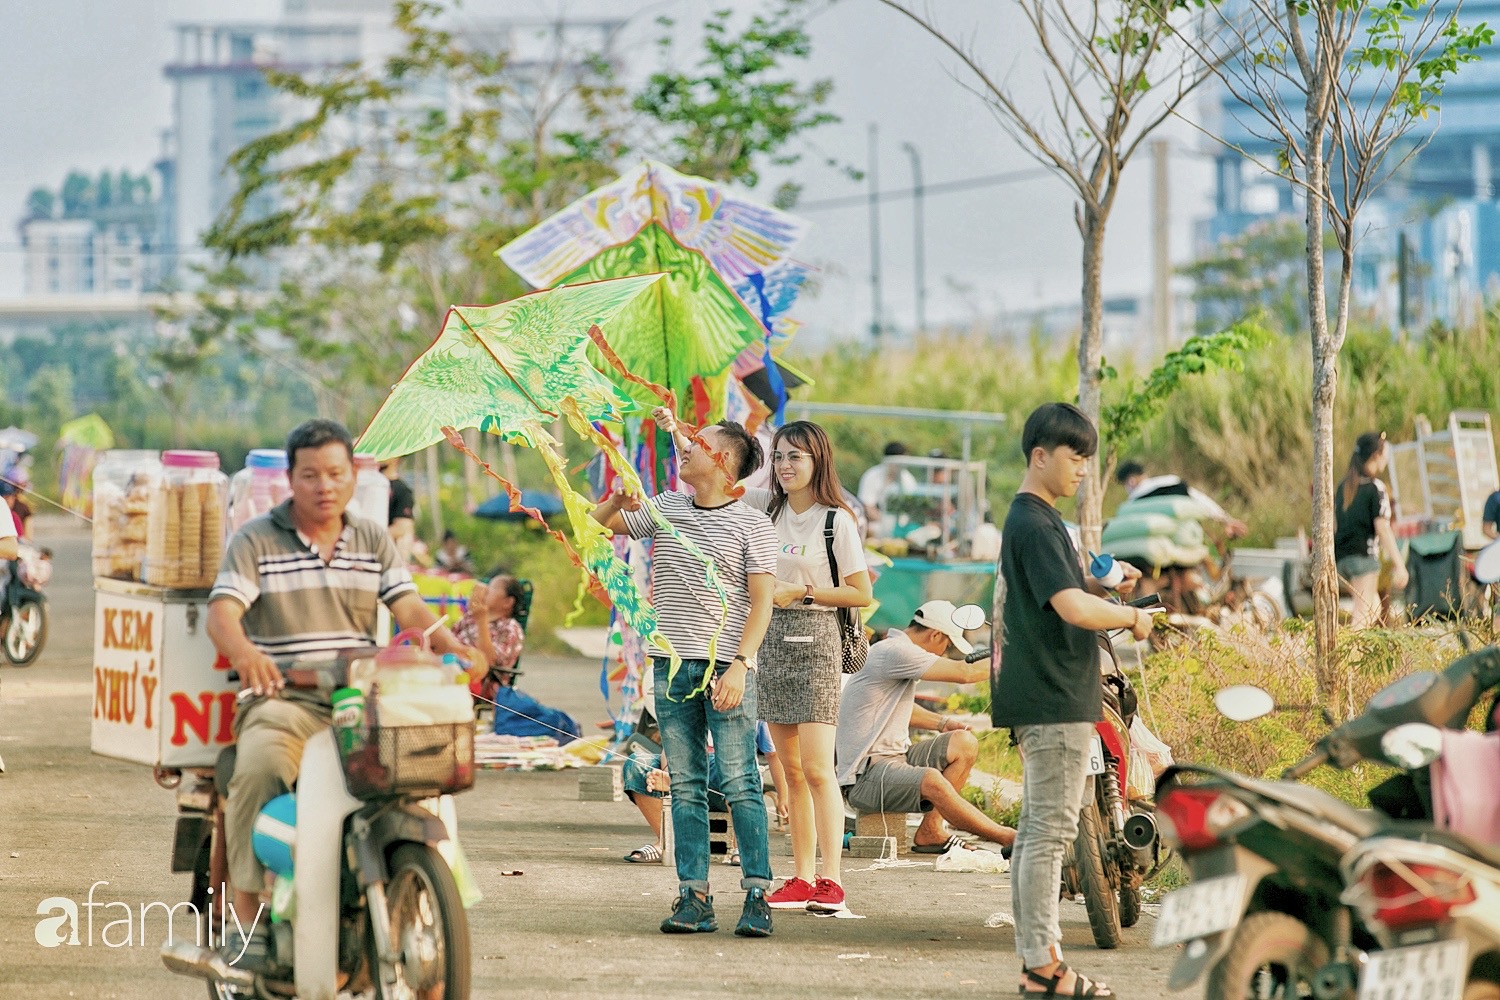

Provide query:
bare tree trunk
left=1077, top=205, right=1107, bottom=556
left=1304, top=121, right=1340, bottom=707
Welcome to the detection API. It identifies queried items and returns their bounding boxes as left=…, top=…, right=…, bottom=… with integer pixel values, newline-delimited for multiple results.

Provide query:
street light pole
left=868, top=123, right=884, bottom=340
left=902, top=141, right=927, bottom=336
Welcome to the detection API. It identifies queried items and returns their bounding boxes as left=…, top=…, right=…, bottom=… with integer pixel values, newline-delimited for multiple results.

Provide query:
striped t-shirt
left=622, top=492, right=778, bottom=662
left=210, top=500, right=416, bottom=663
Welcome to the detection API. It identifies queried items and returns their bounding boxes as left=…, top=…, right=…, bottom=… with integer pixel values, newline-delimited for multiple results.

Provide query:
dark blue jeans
left=652, top=657, right=772, bottom=894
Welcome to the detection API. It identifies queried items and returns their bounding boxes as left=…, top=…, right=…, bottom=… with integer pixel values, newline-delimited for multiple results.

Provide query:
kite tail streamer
left=561, top=398, right=728, bottom=701
left=586, top=325, right=743, bottom=499
left=440, top=426, right=609, bottom=605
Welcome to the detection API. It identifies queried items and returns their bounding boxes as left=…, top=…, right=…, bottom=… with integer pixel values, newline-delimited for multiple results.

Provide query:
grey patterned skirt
left=756, top=607, right=842, bottom=726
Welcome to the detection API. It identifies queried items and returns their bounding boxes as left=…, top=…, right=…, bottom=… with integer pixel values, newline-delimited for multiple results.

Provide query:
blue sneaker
left=734, top=888, right=773, bottom=938
left=660, top=888, right=717, bottom=934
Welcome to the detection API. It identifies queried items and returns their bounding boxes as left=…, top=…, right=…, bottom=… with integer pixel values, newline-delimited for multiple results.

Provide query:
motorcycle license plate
left=1086, top=734, right=1106, bottom=775
left=1357, top=940, right=1466, bottom=1000
left=1151, top=874, right=1245, bottom=947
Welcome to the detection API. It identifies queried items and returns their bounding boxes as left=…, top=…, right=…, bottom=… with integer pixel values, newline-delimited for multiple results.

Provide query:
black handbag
left=824, top=510, right=869, bottom=674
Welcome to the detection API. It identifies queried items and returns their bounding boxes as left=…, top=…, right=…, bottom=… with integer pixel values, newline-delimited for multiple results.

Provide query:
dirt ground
left=0, top=515, right=1183, bottom=999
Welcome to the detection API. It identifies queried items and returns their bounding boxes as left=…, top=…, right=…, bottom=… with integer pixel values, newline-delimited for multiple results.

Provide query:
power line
left=797, top=166, right=1054, bottom=212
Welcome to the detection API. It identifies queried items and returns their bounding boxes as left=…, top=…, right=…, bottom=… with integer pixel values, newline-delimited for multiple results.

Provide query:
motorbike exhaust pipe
left=1122, top=811, right=1158, bottom=866
left=160, top=940, right=258, bottom=990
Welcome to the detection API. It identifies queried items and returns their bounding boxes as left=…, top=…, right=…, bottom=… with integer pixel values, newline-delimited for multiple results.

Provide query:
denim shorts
left=1337, top=554, right=1381, bottom=579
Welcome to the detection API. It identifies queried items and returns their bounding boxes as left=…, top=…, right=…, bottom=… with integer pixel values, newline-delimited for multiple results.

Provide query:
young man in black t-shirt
left=994, top=403, right=1152, bottom=999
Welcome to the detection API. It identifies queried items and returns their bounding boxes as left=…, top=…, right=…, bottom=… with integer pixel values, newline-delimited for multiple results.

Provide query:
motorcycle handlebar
left=964, top=646, right=992, bottom=664
left=1280, top=748, right=1329, bottom=781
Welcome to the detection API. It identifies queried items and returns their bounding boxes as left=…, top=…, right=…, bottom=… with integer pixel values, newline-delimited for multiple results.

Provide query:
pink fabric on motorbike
left=1433, top=728, right=1500, bottom=843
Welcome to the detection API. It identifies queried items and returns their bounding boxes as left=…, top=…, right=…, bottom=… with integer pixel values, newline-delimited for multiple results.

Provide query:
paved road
left=0, top=516, right=1182, bottom=999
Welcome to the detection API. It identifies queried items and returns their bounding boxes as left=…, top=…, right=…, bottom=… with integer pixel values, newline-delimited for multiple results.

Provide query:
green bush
left=1138, top=622, right=1470, bottom=806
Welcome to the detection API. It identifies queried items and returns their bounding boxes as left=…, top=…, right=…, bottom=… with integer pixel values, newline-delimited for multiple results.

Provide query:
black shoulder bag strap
left=824, top=509, right=849, bottom=629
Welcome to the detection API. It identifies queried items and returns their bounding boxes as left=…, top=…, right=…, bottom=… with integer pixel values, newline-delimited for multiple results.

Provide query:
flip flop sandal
left=623, top=844, right=662, bottom=863
left=1019, top=962, right=1113, bottom=997
left=909, top=835, right=964, bottom=855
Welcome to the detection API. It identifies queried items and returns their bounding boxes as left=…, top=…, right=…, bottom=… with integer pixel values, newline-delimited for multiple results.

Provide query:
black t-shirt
left=992, top=492, right=1101, bottom=728
left=388, top=478, right=416, bottom=524
left=1334, top=478, right=1390, bottom=561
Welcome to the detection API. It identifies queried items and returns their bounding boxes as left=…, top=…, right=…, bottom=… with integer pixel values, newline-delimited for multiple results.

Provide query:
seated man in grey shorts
left=835, top=600, right=1016, bottom=853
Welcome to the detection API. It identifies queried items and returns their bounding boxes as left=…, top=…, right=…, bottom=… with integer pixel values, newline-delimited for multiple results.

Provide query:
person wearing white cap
left=834, top=600, right=1016, bottom=852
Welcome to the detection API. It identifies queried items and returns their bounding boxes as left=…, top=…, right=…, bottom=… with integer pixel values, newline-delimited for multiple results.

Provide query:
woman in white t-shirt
left=745, top=420, right=871, bottom=913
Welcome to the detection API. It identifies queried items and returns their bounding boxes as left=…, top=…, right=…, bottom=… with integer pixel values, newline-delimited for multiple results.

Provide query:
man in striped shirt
left=207, top=419, right=475, bottom=957
left=593, top=418, right=779, bottom=939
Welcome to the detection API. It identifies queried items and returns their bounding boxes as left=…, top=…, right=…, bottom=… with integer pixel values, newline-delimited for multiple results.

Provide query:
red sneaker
left=807, top=877, right=846, bottom=912
left=766, top=877, right=815, bottom=910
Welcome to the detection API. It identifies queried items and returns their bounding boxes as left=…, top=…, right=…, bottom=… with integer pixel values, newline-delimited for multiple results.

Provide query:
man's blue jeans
left=652, top=658, right=772, bottom=894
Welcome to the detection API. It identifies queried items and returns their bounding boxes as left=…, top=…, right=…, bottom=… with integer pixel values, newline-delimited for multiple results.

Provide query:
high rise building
left=1202, top=0, right=1500, bottom=328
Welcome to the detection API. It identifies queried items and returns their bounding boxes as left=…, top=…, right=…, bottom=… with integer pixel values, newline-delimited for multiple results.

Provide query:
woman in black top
left=1334, top=431, right=1409, bottom=628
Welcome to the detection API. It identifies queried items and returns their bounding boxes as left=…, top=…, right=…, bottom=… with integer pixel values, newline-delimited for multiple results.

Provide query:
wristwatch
left=732, top=654, right=755, bottom=671
left=801, top=584, right=816, bottom=606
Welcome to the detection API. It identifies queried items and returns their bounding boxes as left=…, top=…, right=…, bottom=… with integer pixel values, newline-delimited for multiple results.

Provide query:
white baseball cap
left=912, top=600, right=974, bottom=655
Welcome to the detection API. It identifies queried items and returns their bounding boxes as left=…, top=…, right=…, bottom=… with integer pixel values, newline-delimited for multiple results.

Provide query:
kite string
left=2, top=473, right=93, bottom=524
left=439, top=426, right=609, bottom=606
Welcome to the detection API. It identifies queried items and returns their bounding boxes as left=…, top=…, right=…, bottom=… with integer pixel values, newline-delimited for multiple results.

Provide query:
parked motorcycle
left=1341, top=723, right=1500, bottom=999
left=1154, top=644, right=1500, bottom=1000
left=1062, top=608, right=1172, bottom=950
left=2, top=542, right=51, bottom=665
left=158, top=644, right=476, bottom=1000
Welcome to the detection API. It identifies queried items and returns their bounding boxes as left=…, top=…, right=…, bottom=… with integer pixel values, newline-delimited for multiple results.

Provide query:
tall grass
left=796, top=316, right=1500, bottom=545
left=1137, top=622, right=1478, bottom=805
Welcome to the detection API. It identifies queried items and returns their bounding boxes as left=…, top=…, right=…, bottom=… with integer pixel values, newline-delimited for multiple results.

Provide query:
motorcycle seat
left=1249, top=779, right=1384, bottom=838
left=1383, top=821, right=1500, bottom=869
left=215, top=746, right=237, bottom=798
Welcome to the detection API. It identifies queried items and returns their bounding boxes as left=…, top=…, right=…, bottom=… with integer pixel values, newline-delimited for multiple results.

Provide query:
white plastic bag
left=1128, top=715, right=1174, bottom=798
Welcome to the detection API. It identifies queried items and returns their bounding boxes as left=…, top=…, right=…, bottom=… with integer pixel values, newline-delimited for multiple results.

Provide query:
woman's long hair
left=766, top=420, right=854, bottom=523
left=1340, top=431, right=1387, bottom=509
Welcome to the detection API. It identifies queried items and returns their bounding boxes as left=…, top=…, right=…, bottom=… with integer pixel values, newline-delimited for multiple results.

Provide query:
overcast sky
left=0, top=0, right=1216, bottom=342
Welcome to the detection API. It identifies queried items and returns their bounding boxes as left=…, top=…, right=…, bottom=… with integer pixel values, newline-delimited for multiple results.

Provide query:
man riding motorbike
left=205, top=419, right=476, bottom=970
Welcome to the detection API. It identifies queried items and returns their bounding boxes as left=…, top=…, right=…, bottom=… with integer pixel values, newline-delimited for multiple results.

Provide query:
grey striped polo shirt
left=622, top=491, right=778, bottom=661
left=210, top=499, right=416, bottom=659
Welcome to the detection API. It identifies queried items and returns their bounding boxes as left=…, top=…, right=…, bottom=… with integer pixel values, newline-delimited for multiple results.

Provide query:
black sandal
left=1019, top=962, right=1114, bottom=998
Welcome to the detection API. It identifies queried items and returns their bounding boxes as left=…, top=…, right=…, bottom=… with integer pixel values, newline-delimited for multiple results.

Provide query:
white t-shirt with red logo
left=744, top=488, right=867, bottom=611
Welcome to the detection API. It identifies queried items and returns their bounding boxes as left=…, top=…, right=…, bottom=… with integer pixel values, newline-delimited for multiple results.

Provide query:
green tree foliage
left=634, top=2, right=836, bottom=198
left=24, top=365, right=76, bottom=435
left=1098, top=319, right=1273, bottom=484
left=195, top=0, right=836, bottom=406
left=60, top=171, right=93, bottom=217
left=1181, top=219, right=1317, bottom=334
left=25, top=188, right=54, bottom=220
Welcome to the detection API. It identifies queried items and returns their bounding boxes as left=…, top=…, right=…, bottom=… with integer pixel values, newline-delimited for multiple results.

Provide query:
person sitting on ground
left=622, top=712, right=783, bottom=864
left=1116, top=460, right=1249, bottom=539
left=453, top=573, right=526, bottom=701
left=836, top=599, right=1016, bottom=853
left=435, top=529, right=477, bottom=576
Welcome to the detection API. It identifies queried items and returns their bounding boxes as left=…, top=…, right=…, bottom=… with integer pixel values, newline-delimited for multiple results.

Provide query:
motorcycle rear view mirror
left=951, top=604, right=987, bottom=631
left=1380, top=723, right=1444, bottom=769
left=1475, top=539, right=1500, bottom=585
left=1214, top=685, right=1276, bottom=723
